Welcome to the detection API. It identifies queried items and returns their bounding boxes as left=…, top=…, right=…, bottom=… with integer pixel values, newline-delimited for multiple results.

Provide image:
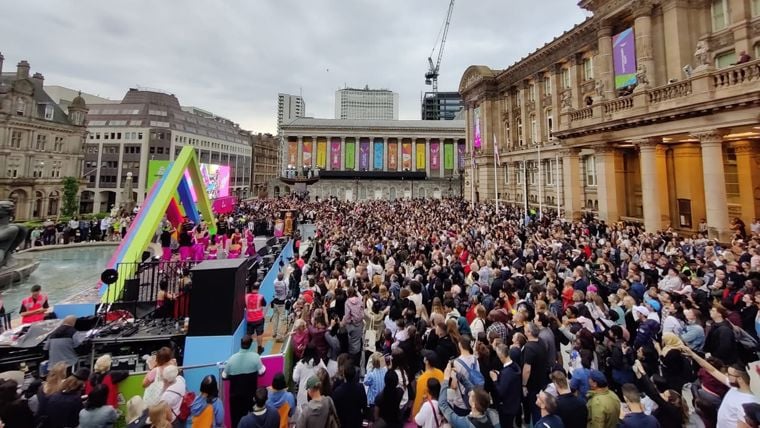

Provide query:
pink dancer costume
left=206, top=247, right=218, bottom=260
left=244, top=230, right=256, bottom=257
left=228, top=247, right=241, bottom=258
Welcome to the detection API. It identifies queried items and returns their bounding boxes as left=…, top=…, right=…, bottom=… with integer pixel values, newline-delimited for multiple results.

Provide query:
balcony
left=558, top=59, right=760, bottom=136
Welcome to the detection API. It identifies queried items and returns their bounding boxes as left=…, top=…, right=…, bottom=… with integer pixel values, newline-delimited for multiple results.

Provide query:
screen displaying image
left=185, top=163, right=230, bottom=201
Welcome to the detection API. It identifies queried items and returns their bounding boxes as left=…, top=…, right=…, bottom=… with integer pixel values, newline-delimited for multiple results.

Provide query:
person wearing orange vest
left=246, top=282, right=267, bottom=354
left=20, top=284, right=49, bottom=324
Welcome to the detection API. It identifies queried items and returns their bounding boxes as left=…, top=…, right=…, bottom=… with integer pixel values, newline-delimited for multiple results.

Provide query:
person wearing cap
left=266, top=373, right=295, bottom=428
left=239, top=387, right=280, bottom=428
left=295, top=376, right=336, bottom=428
left=586, top=369, right=620, bottom=428
left=412, top=350, right=444, bottom=418
left=632, top=305, right=659, bottom=350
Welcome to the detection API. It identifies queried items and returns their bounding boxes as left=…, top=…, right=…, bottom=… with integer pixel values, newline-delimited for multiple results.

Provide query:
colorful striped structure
left=99, top=146, right=217, bottom=303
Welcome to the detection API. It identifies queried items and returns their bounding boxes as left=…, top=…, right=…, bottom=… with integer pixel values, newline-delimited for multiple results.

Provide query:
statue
left=694, top=40, right=710, bottom=69
left=0, top=201, right=28, bottom=269
left=635, top=64, right=649, bottom=91
left=560, top=90, right=573, bottom=111
left=594, top=79, right=605, bottom=100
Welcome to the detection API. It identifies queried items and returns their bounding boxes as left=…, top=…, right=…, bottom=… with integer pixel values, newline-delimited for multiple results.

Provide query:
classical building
left=277, top=93, right=305, bottom=132
left=280, top=118, right=465, bottom=200
left=250, top=132, right=279, bottom=198
left=335, top=87, right=399, bottom=120
left=83, top=88, right=251, bottom=213
left=460, top=0, right=760, bottom=241
left=421, top=91, right=464, bottom=120
left=0, top=55, right=89, bottom=221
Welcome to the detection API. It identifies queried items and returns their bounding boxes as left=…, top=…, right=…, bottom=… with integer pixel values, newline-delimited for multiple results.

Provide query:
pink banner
left=330, top=138, right=341, bottom=169
left=212, top=196, right=237, bottom=214
left=430, top=141, right=441, bottom=169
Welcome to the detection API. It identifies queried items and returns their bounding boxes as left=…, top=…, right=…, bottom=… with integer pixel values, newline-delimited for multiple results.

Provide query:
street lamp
left=458, top=167, right=465, bottom=198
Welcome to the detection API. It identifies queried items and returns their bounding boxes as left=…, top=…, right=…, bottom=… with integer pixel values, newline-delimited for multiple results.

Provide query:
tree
left=61, top=177, right=79, bottom=217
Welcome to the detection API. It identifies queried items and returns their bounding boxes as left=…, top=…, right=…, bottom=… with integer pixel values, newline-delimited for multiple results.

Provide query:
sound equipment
left=123, top=279, right=140, bottom=302
left=188, top=258, right=248, bottom=336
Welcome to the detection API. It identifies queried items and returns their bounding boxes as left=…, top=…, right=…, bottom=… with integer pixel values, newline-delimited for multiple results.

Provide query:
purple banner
left=473, top=107, right=482, bottom=150
left=612, top=27, right=637, bottom=89
left=430, top=140, right=440, bottom=170
left=457, top=142, right=466, bottom=169
left=359, top=139, right=370, bottom=170
left=330, top=138, right=341, bottom=169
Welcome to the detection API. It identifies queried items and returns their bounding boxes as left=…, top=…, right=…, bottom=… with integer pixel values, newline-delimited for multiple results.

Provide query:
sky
left=0, top=1, right=588, bottom=134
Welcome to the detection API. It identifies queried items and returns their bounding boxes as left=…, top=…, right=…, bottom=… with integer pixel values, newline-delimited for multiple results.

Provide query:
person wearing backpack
left=158, top=365, right=187, bottom=426
left=451, top=336, right=483, bottom=416
left=238, top=388, right=280, bottom=428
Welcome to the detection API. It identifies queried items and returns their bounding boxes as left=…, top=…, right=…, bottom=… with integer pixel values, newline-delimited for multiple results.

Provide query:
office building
left=280, top=118, right=464, bottom=200
left=459, top=0, right=760, bottom=241
left=277, top=93, right=305, bottom=132
left=0, top=55, right=89, bottom=220
left=421, top=91, right=463, bottom=120
left=335, top=87, right=399, bottom=120
left=82, top=88, right=251, bottom=213
left=251, top=132, right=279, bottom=198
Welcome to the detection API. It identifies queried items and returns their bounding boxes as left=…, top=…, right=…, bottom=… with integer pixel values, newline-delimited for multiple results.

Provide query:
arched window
left=33, top=191, right=44, bottom=218
left=48, top=191, right=59, bottom=216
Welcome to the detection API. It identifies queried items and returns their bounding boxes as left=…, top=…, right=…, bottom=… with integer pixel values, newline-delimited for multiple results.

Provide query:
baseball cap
left=589, top=369, right=608, bottom=387
left=305, top=376, right=321, bottom=390
left=632, top=305, right=650, bottom=318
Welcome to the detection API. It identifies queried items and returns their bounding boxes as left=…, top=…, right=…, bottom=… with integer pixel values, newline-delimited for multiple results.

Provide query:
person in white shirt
left=159, top=364, right=186, bottom=422
left=414, top=377, right=443, bottom=428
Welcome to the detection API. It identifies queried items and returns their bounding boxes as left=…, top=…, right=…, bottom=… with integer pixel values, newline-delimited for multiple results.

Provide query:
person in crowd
left=490, top=343, right=521, bottom=427
left=189, top=375, right=224, bottom=428
left=551, top=370, right=587, bottom=428
left=245, top=282, right=267, bottom=354
left=333, top=364, right=366, bottom=427
left=272, top=272, right=289, bottom=342
left=143, top=347, right=175, bottom=406
left=238, top=387, right=280, bottom=428
left=20, top=284, right=49, bottom=324
left=223, top=335, right=266, bottom=428
left=266, top=373, right=295, bottom=428
left=78, top=384, right=118, bottom=428
left=45, top=375, right=85, bottom=428
left=292, top=344, right=326, bottom=411
left=534, top=390, right=565, bottom=428
left=44, top=315, right=81, bottom=367
left=586, top=370, right=620, bottom=428
left=158, top=364, right=186, bottom=425
left=32, top=361, right=67, bottom=419
left=412, top=350, right=445, bottom=418
left=147, top=402, right=172, bottom=428
left=0, top=379, right=34, bottom=428
left=438, top=363, right=500, bottom=428
left=85, top=354, right=129, bottom=408
left=522, top=321, right=549, bottom=425
left=619, top=383, right=659, bottom=428
left=374, top=370, right=404, bottom=427
left=295, top=376, right=337, bottom=428
left=126, top=396, right=148, bottom=428
left=704, top=304, right=739, bottom=365
left=414, top=377, right=443, bottom=428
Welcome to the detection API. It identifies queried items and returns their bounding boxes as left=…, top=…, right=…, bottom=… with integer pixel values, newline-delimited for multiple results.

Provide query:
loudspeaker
left=188, top=258, right=248, bottom=336
left=123, top=279, right=140, bottom=302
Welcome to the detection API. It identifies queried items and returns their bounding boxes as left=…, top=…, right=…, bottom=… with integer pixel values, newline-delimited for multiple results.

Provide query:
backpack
left=178, top=391, right=196, bottom=421
left=456, top=358, right=485, bottom=387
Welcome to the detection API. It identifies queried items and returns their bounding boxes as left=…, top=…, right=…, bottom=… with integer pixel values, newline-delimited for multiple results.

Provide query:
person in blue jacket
left=190, top=375, right=225, bottom=427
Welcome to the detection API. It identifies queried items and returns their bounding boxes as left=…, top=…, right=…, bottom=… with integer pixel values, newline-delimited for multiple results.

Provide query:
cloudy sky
left=1, top=1, right=588, bottom=133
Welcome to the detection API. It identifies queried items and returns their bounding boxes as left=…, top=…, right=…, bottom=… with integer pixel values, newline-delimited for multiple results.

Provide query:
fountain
left=0, top=201, right=38, bottom=288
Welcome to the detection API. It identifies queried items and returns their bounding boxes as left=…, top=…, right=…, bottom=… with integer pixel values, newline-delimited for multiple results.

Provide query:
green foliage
left=61, top=177, right=79, bottom=217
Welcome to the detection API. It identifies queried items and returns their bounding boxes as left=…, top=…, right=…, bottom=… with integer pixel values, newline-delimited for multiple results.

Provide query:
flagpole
left=523, top=160, right=529, bottom=225
left=538, top=141, right=543, bottom=219
left=470, top=150, right=475, bottom=211
left=555, top=152, right=560, bottom=217
left=493, top=134, right=499, bottom=215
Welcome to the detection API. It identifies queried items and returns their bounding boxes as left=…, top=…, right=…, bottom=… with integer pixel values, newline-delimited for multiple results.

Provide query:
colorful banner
left=330, top=138, right=341, bottom=169
left=388, top=139, right=398, bottom=170
left=444, top=142, right=454, bottom=170
left=402, top=142, right=412, bottom=170
left=212, top=196, right=236, bottom=214
left=457, top=142, right=466, bottom=169
left=430, top=140, right=441, bottom=170
left=359, top=139, right=370, bottom=170
left=613, top=28, right=637, bottom=89
left=345, top=139, right=356, bottom=169
left=303, top=139, right=313, bottom=168
left=416, top=141, right=426, bottom=171
left=373, top=138, right=383, bottom=170
left=316, top=138, right=327, bottom=169
left=473, top=107, right=482, bottom=150
left=146, top=160, right=170, bottom=190
left=287, top=140, right=298, bottom=167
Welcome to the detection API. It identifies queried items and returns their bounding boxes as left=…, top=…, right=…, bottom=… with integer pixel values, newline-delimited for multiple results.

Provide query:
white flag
left=493, top=134, right=501, bottom=167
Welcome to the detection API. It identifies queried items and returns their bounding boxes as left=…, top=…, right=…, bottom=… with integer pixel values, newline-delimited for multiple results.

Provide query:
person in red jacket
left=85, top=355, right=129, bottom=408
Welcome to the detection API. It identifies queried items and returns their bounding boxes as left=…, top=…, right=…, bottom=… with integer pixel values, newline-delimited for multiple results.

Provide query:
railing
left=570, top=107, right=593, bottom=121
left=603, top=96, right=633, bottom=114
left=713, top=59, right=760, bottom=88
left=648, top=80, right=693, bottom=104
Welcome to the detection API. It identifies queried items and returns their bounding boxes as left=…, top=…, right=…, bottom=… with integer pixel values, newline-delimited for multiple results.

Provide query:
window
left=715, top=51, right=737, bottom=68
left=561, top=68, right=571, bottom=89
left=530, top=114, right=537, bottom=144
left=44, top=105, right=54, bottom=120
left=504, top=164, right=510, bottom=184
left=35, top=134, right=47, bottom=151
left=545, top=160, right=555, bottom=185
left=543, top=78, right=551, bottom=96
left=712, top=0, right=729, bottom=31
left=585, top=155, right=597, bottom=186
left=528, top=84, right=536, bottom=102
left=583, top=57, right=594, bottom=81
left=138, top=132, right=144, bottom=140
left=10, top=131, right=22, bottom=148
left=546, top=113, right=554, bottom=140
left=517, top=118, right=524, bottom=146
left=528, top=162, right=537, bottom=185
left=54, top=136, right=64, bottom=152
left=517, top=163, right=524, bottom=184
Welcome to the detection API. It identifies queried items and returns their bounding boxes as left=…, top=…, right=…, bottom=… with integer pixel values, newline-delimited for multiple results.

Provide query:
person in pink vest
left=20, top=284, right=49, bottom=324
left=246, top=282, right=267, bottom=354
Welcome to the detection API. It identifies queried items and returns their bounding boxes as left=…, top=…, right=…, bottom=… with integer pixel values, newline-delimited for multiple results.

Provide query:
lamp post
left=458, top=167, right=465, bottom=198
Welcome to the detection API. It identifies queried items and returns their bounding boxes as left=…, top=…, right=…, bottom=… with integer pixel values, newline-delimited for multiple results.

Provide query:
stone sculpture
left=0, top=201, right=27, bottom=269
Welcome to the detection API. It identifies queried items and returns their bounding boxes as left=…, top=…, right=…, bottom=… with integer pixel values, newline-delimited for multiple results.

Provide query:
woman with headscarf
left=656, top=332, right=694, bottom=392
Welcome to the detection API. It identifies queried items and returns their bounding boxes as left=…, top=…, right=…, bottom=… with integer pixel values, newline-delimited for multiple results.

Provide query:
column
left=368, top=137, right=374, bottom=171
left=633, top=2, right=655, bottom=88
left=340, top=137, right=346, bottom=170
left=561, top=148, right=582, bottom=220
left=733, top=141, right=760, bottom=228
left=637, top=138, right=668, bottom=232
left=383, top=137, right=388, bottom=172
left=355, top=137, right=360, bottom=171
left=411, top=138, right=417, bottom=172
left=597, top=24, right=615, bottom=99
left=594, top=145, right=623, bottom=223
left=396, top=140, right=402, bottom=172
left=425, top=138, right=431, bottom=177
left=297, top=137, right=303, bottom=172
left=693, top=130, right=731, bottom=241
left=438, top=140, right=444, bottom=178
left=325, top=138, right=331, bottom=171
left=662, top=1, right=694, bottom=81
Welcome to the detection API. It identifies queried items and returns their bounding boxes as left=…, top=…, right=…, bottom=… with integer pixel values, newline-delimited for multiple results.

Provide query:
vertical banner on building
left=345, top=138, right=356, bottom=170
left=444, top=142, right=454, bottom=170
left=473, top=107, right=482, bottom=150
left=430, top=140, right=440, bottom=170
left=359, top=139, right=370, bottom=170
left=612, top=27, right=637, bottom=89
left=373, top=138, right=384, bottom=170
left=316, top=138, right=327, bottom=169
left=302, top=139, right=313, bottom=168
left=416, top=141, right=426, bottom=171
left=330, top=138, right=341, bottom=169
left=388, top=139, right=398, bottom=171
left=402, top=141, right=412, bottom=170
left=457, top=141, right=466, bottom=170
left=287, top=140, right=298, bottom=167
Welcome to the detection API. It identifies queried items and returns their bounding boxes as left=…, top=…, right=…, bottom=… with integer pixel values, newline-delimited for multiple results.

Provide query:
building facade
left=277, top=93, right=305, bottom=132
left=280, top=118, right=465, bottom=200
left=45, top=86, right=116, bottom=110
left=83, top=88, right=251, bottom=213
left=0, top=56, right=89, bottom=221
left=251, top=132, right=279, bottom=198
left=460, top=0, right=760, bottom=241
left=335, top=87, right=399, bottom=120
left=422, top=91, right=464, bottom=120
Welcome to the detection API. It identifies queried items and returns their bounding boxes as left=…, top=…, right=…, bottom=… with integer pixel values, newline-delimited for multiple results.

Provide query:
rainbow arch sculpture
left=99, top=146, right=217, bottom=303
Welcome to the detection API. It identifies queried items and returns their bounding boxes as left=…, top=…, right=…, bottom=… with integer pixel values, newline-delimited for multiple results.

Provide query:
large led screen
left=147, top=160, right=230, bottom=201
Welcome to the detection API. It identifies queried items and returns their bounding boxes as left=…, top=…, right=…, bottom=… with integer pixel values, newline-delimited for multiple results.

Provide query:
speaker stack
left=188, top=258, right=248, bottom=336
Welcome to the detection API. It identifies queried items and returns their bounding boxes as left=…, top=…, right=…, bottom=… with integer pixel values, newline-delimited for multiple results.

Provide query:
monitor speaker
left=123, top=279, right=140, bottom=302
left=188, top=258, right=248, bottom=336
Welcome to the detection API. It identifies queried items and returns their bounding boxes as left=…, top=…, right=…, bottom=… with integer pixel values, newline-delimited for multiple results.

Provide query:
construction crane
left=425, top=0, right=455, bottom=93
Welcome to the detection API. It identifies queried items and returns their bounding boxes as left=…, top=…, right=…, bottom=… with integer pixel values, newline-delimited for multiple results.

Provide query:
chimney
left=0, top=52, right=4, bottom=76
left=16, top=60, right=30, bottom=79
left=32, top=72, right=44, bottom=85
